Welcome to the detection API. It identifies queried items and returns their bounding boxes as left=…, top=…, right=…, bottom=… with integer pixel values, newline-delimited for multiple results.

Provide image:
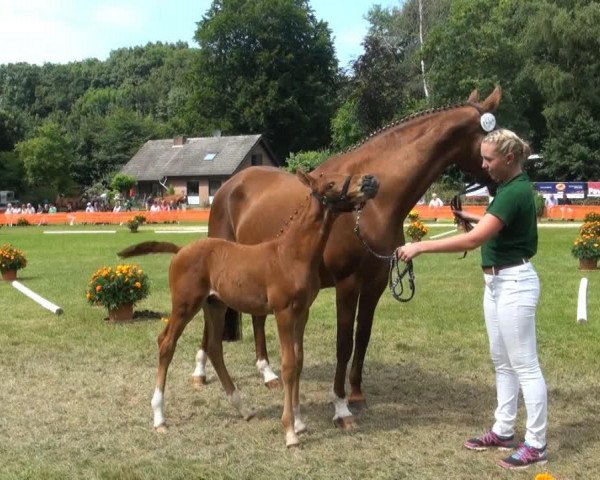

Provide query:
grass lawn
left=0, top=223, right=598, bottom=480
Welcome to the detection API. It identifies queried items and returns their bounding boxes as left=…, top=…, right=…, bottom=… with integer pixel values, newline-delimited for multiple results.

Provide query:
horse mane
left=341, top=101, right=471, bottom=155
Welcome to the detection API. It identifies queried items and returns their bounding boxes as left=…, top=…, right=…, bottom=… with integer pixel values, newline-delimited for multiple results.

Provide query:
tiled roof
left=121, top=134, right=266, bottom=180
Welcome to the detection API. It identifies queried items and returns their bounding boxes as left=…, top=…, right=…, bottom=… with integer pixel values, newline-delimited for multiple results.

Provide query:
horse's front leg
left=331, top=276, right=361, bottom=430
left=253, top=314, right=281, bottom=389
left=274, top=308, right=299, bottom=447
left=348, top=277, right=387, bottom=410
left=152, top=308, right=195, bottom=433
left=292, top=309, right=309, bottom=435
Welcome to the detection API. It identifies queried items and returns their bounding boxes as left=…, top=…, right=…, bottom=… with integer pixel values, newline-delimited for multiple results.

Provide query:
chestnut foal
left=118, top=170, right=379, bottom=447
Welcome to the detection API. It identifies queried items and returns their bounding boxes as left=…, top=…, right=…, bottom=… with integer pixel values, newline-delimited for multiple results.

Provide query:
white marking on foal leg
left=192, top=349, right=207, bottom=378
left=256, top=359, right=279, bottom=384
left=151, top=388, right=165, bottom=429
left=227, top=389, right=255, bottom=420
left=330, top=389, right=353, bottom=422
left=293, top=406, right=307, bottom=434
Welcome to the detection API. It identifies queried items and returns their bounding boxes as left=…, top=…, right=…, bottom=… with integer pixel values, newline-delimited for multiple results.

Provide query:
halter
left=353, top=207, right=415, bottom=303
left=312, top=175, right=352, bottom=209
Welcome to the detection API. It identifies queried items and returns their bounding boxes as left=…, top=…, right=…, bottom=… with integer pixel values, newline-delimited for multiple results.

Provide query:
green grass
left=0, top=223, right=598, bottom=479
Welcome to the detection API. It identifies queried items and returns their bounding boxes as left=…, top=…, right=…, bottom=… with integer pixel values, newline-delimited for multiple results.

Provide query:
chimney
left=173, top=135, right=187, bottom=146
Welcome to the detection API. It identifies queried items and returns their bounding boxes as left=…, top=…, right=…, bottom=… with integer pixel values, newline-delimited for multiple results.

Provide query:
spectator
left=429, top=193, right=444, bottom=208
left=85, top=202, right=95, bottom=213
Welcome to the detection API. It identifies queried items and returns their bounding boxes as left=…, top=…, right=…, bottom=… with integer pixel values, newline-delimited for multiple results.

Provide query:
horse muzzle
left=360, top=175, right=379, bottom=199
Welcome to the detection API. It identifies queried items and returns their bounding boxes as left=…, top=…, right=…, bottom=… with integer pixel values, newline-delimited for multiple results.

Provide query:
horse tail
left=118, top=241, right=181, bottom=258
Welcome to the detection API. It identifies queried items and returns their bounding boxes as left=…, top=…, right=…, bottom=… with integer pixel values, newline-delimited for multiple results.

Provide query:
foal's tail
left=118, top=241, right=181, bottom=258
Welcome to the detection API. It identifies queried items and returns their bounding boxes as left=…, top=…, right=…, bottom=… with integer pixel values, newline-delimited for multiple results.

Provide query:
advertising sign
left=588, top=181, right=600, bottom=198
left=534, top=182, right=586, bottom=199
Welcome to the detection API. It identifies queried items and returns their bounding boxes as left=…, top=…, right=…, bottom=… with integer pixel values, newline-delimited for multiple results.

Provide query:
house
left=121, top=133, right=279, bottom=205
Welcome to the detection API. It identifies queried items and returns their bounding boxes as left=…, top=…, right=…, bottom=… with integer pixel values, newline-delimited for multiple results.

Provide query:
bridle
left=312, top=175, right=353, bottom=210
left=353, top=207, right=415, bottom=303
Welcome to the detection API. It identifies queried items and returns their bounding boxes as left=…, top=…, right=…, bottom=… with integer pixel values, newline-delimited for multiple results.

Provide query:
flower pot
left=579, top=258, right=598, bottom=271
left=108, top=303, right=134, bottom=322
left=1, top=269, right=17, bottom=281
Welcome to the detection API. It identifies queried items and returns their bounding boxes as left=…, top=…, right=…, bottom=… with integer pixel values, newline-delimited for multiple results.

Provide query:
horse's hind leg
left=253, top=314, right=281, bottom=389
left=191, top=323, right=209, bottom=388
left=204, top=301, right=255, bottom=421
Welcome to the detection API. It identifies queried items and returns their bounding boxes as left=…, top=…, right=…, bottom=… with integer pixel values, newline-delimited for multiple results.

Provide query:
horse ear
left=481, top=85, right=502, bottom=112
left=296, top=169, right=312, bottom=187
left=467, top=89, right=480, bottom=103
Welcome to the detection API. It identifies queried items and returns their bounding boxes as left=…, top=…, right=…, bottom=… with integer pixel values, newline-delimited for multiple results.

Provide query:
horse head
left=296, top=170, right=379, bottom=213
left=454, top=86, right=503, bottom=190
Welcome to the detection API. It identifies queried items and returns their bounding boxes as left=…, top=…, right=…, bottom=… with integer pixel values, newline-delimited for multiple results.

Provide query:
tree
left=111, top=173, right=137, bottom=197
left=15, top=122, right=75, bottom=195
left=186, top=0, right=338, bottom=160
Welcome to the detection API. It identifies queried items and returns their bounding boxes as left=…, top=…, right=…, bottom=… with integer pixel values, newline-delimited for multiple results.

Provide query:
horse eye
left=327, top=182, right=335, bottom=189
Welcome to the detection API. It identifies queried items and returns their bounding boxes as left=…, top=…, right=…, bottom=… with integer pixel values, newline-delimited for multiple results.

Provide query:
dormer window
left=204, top=153, right=216, bottom=161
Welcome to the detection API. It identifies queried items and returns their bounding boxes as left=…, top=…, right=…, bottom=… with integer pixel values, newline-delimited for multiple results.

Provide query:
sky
left=0, top=0, right=401, bottom=68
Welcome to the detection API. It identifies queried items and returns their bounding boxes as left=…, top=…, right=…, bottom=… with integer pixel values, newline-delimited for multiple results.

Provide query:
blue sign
left=534, top=182, right=586, bottom=198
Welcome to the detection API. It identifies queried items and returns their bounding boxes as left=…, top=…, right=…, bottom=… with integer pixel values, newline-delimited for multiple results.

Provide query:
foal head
left=297, top=170, right=379, bottom=213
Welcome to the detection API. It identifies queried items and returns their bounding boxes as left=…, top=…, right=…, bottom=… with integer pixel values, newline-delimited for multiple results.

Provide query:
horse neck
left=317, top=107, right=479, bottom=218
left=278, top=196, right=334, bottom=264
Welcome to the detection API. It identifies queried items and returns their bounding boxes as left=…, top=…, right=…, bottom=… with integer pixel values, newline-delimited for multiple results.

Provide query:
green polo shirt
left=481, top=173, right=538, bottom=267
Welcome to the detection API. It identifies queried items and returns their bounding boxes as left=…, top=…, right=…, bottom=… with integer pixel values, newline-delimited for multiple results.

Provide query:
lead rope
left=450, top=182, right=483, bottom=258
left=353, top=207, right=415, bottom=302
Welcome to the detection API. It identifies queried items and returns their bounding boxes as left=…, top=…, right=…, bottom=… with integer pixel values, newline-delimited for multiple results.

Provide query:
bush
left=16, top=217, right=30, bottom=226
left=583, top=211, right=600, bottom=222
left=285, top=150, right=331, bottom=173
left=86, top=264, right=150, bottom=310
left=580, top=221, right=600, bottom=237
left=407, top=210, right=419, bottom=222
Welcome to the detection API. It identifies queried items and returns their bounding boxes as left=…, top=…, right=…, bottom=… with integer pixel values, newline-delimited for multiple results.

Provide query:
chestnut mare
left=194, top=87, right=501, bottom=429
left=119, top=170, right=379, bottom=447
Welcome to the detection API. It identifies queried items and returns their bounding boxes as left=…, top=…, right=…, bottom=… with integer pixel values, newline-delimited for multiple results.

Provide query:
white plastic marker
left=431, top=229, right=458, bottom=240
left=577, top=277, right=588, bottom=324
left=11, top=281, right=63, bottom=315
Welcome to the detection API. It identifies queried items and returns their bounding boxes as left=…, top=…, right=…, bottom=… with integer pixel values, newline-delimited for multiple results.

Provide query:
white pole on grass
left=577, top=277, right=588, bottom=324
left=11, top=281, right=63, bottom=315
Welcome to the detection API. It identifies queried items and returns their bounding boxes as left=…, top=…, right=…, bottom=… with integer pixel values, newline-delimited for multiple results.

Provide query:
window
left=209, top=180, right=222, bottom=196
left=251, top=153, right=263, bottom=166
left=187, top=181, right=199, bottom=195
left=204, top=152, right=216, bottom=161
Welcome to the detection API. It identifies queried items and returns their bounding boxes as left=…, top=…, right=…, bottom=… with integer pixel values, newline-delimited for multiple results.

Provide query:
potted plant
left=126, top=218, right=140, bottom=233
left=0, top=243, right=27, bottom=281
left=407, top=210, right=420, bottom=222
left=86, top=264, right=150, bottom=321
left=571, top=234, right=600, bottom=270
left=406, top=220, right=429, bottom=242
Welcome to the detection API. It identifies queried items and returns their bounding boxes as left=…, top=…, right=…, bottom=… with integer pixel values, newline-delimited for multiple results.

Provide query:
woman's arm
left=397, top=213, right=504, bottom=262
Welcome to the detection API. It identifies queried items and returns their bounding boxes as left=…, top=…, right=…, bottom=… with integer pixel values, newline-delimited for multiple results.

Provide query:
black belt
left=482, top=259, right=529, bottom=275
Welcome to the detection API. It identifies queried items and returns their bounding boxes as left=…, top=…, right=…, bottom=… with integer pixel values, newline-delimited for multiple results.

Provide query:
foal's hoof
left=334, top=416, right=358, bottom=431
left=154, top=424, right=168, bottom=434
left=191, top=375, right=207, bottom=389
left=265, top=378, right=282, bottom=390
left=242, top=409, right=257, bottom=421
left=286, top=432, right=301, bottom=448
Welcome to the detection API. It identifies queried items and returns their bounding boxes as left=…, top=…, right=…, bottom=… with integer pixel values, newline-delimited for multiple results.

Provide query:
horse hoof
left=265, top=378, right=282, bottom=390
left=155, top=424, right=168, bottom=434
left=243, top=410, right=257, bottom=421
left=294, top=421, right=308, bottom=435
left=286, top=432, right=300, bottom=448
left=348, top=398, right=367, bottom=413
left=334, top=416, right=358, bottom=431
left=191, top=375, right=207, bottom=389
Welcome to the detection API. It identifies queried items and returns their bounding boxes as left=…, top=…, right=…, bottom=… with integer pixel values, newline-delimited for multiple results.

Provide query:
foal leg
left=204, top=302, right=255, bottom=421
left=275, top=309, right=299, bottom=447
left=253, top=314, right=281, bottom=389
left=152, top=306, right=197, bottom=433
left=293, top=310, right=309, bottom=435
left=191, top=322, right=209, bottom=388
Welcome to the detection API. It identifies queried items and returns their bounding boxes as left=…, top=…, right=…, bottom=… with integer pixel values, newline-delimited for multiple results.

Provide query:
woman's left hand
left=396, top=242, right=422, bottom=262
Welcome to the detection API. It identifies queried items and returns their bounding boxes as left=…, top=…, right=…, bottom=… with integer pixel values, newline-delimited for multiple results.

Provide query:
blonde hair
left=481, top=128, right=531, bottom=163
